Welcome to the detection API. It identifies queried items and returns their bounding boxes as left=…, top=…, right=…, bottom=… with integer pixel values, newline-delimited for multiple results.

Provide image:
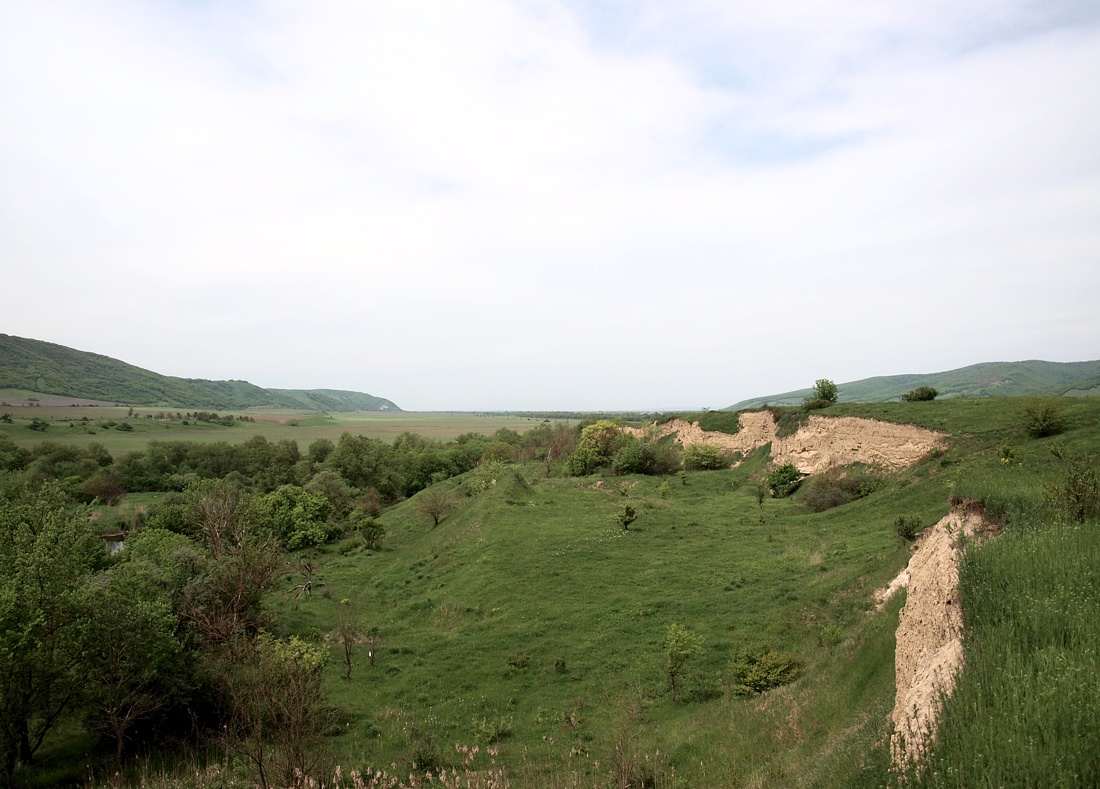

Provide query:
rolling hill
left=0, top=333, right=400, bottom=411
left=728, top=359, right=1100, bottom=409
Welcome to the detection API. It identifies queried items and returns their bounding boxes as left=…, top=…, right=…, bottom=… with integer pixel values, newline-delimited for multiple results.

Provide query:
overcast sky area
left=2, top=1, right=1099, bottom=411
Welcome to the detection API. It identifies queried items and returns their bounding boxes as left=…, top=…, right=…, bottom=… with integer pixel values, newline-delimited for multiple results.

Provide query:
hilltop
left=0, top=333, right=400, bottom=411
left=728, top=359, right=1100, bottom=409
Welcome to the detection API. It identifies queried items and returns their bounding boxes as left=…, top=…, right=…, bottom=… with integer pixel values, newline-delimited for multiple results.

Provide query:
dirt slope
left=628, top=412, right=944, bottom=473
left=889, top=505, right=992, bottom=768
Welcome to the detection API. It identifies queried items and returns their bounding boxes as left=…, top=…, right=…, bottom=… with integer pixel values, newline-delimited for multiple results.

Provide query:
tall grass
left=912, top=514, right=1100, bottom=787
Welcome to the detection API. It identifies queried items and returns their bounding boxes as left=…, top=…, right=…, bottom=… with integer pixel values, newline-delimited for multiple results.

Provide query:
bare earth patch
left=889, top=505, right=995, bottom=770
left=628, top=412, right=945, bottom=473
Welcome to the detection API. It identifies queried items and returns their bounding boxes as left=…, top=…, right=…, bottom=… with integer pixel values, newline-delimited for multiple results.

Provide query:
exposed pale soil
left=627, top=412, right=945, bottom=474
left=888, top=505, right=994, bottom=769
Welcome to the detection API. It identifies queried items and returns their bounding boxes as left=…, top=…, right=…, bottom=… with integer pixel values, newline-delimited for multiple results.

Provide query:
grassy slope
left=260, top=398, right=1100, bottom=786
left=0, top=334, right=399, bottom=411
left=728, top=360, right=1100, bottom=409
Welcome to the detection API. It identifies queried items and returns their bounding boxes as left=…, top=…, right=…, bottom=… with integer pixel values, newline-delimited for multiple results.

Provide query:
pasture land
left=0, top=400, right=564, bottom=453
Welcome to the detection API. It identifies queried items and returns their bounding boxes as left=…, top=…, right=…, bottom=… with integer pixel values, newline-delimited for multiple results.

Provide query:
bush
left=800, top=466, right=883, bottom=512
left=767, top=462, right=802, bottom=498
left=1046, top=444, right=1099, bottom=523
left=682, top=443, right=728, bottom=471
left=902, top=385, right=938, bottom=402
left=728, top=645, right=803, bottom=695
left=893, top=514, right=922, bottom=541
left=1023, top=398, right=1065, bottom=438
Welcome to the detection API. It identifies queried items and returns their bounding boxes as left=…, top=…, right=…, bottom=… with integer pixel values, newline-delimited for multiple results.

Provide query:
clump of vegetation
left=1046, top=444, right=1099, bottom=523
left=1023, top=397, right=1065, bottom=438
left=610, top=435, right=680, bottom=476
left=664, top=623, right=704, bottom=702
left=682, top=442, right=729, bottom=471
left=769, top=407, right=810, bottom=438
left=728, top=645, right=803, bottom=695
left=802, top=378, right=839, bottom=410
left=902, top=385, right=939, bottom=402
left=893, top=514, right=923, bottom=542
left=800, top=465, right=883, bottom=512
left=614, top=504, right=638, bottom=531
left=767, top=461, right=802, bottom=498
left=415, top=485, right=458, bottom=526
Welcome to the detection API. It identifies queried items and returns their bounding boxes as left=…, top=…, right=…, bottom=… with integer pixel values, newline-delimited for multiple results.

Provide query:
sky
left=2, top=1, right=1099, bottom=411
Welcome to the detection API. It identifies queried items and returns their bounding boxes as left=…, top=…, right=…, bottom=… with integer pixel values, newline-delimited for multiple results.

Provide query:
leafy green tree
left=567, top=420, right=623, bottom=475
left=664, top=623, right=704, bottom=702
left=348, top=509, right=385, bottom=550
left=257, top=485, right=334, bottom=550
left=75, top=571, right=188, bottom=766
left=803, top=379, right=838, bottom=409
left=0, top=480, right=100, bottom=784
left=304, top=470, right=355, bottom=518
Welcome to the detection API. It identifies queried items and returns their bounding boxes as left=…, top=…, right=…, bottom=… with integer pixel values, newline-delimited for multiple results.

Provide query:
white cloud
left=1, top=0, right=1098, bottom=409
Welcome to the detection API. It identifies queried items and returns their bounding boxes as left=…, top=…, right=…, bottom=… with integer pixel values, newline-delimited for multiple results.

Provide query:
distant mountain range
left=728, top=359, right=1100, bottom=410
left=0, top=333, right=400, bottom=412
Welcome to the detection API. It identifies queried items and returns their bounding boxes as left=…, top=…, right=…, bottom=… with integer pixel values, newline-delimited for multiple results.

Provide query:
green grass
left=0, top=408, right=566, bottom=453
left=267, top=455, right=917, bottom=785
left=14, top=396, right=1100, bottom=787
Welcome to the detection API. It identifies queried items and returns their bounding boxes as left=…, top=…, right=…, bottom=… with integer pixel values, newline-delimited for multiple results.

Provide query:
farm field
left=0, top=401, right=564, bottom=453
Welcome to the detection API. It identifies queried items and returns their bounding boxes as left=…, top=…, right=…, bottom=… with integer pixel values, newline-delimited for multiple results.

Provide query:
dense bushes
left=728, top=645, right=803, bottom=695
left=682, top=443, right=729, bottom=470
left=800, top=465, right=883, bottom=512
left=767, top=462, right=802, bottom=497
left=902, top=385, right=938, bottom=402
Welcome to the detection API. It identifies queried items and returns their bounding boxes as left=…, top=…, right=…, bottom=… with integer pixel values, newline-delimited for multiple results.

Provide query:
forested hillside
left=0, top=334, right=399, bottom=411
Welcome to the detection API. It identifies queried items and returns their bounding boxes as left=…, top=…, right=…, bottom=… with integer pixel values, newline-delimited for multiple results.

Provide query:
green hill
left=728, top=359, right=1100, bottom=409
left=0, top=333, right=400, bottom=411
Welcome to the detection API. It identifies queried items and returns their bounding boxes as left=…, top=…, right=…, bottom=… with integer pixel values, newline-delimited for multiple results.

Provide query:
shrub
left=800, top=466, right=883, bottom=512
left=1046, top=444, right=1099, bottom=523
left=902, top=385, right=938, bottom=402
left=682, top=443, right=728, bottom=471
left=893, top=514, right=922, bottom=541
left=1023, top=398, right=1064, bottom=438
left=767, top=462, right=802, bottom=498
left=728, top=645, right=803, bottom=695
left=614, top=504, right=637, bottom=531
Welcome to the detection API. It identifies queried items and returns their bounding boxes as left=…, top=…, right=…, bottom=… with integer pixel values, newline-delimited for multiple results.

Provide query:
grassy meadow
left=10, top=395, right=1100, bottom=787
left=0, top=399, right=561, bottom=453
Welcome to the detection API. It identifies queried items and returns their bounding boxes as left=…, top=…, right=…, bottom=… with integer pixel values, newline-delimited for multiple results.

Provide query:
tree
left=803, top=379, right=838, bottom=409
left=416, top=485, right=457, bottom=526
left=75, top=572, right=188, bottom=766
left=0, top=480, right=100, bottom=784
left=257, top=485, right=334, bottom=550
left=567, top=420, right=623, bottom=475
left=902, top=386, right=938, bottom=402
left=224, top=634, right=331, bottom=789
left=664, top=623, right=704, bottom=702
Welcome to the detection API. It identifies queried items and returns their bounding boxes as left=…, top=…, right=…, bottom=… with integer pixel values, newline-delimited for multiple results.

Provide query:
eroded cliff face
left=887, top=506, right=992, bottom=769
left=627, top=412, right=945, bottom=473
